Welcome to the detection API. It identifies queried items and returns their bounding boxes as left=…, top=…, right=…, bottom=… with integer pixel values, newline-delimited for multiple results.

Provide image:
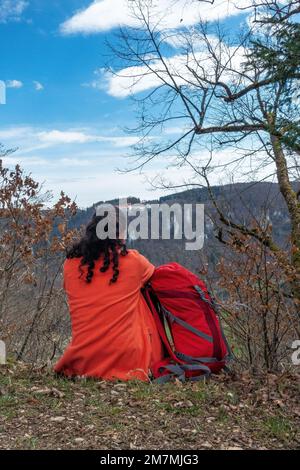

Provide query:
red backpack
left=143, top=263, right=233, bottom=383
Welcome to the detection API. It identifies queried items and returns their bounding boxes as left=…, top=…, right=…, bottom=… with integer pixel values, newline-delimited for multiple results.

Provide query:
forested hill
left=70, top=181, right=297, bottom=273
left=75, top=181, right=298, bottom=228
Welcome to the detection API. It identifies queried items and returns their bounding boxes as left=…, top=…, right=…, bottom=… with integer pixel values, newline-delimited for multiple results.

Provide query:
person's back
left=54, top=211, right=163, bottom=382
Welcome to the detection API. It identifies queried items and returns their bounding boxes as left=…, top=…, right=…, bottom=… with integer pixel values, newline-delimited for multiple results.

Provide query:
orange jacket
left=54, top=249, right=163, bottom=381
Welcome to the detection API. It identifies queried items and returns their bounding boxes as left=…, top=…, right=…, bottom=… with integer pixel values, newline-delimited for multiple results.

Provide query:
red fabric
left=54, top=250, right=164, bottom=382
left=148, top=263, right=229, bottom=378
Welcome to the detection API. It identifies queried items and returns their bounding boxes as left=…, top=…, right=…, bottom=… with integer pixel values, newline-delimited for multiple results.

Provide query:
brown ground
left=0, top=361, right=299, bottom=450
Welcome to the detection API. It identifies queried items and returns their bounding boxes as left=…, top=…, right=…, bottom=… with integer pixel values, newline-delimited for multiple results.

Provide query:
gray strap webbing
left=180, top=363, right=211, bottom=379
left=194, top=285, right=234, bottom=362
left=161, top=307, right=213, bottom=344
left=180, top=363, right=211, bottom=374
left=162, top=363, right=185, bottom=377
left=194, top=285, right=214, bottom=307
left=153, top=362, right=210, bottom=384
left=153, top=363, right=186, bottom=384
left=175, top=351, right=224, bottom=364
left=153, top=374, right=176, bottom=384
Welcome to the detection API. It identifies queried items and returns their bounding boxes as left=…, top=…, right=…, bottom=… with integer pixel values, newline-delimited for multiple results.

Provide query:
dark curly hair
left=67, top=208, right=128, bottom=284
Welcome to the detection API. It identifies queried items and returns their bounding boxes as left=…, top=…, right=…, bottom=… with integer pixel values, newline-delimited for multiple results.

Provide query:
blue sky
left=0, top=0, right=252, bottom=207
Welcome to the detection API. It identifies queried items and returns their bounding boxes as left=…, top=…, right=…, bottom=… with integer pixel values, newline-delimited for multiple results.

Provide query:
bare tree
left=109, top=0, right=300, bottom=303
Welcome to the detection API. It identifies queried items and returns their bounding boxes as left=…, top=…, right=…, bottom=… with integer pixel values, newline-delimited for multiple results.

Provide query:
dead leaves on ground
left=0, top=364, right=299, bottom=450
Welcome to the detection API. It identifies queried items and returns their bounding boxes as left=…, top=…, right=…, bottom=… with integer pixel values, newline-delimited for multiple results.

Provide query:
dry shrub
left=215, top=233, right=299, bottom=373
left=0, top=160, right=78, bottom=363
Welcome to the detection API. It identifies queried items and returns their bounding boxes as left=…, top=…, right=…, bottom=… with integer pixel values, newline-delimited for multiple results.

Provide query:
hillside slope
left=70, top=181, right=297, bottom=273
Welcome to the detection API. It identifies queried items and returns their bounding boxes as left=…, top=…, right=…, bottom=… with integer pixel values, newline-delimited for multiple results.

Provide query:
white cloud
left=108, top=136, right=140, bottom=147
left=60, top=158, right=92, bottom=167
left=33, top=81, right=44, bottom=91
left=82, top=68, right=106, bottom=91
left=103, top=43, right=245, bottom=98
left=0, top=126, right=140, bottom=151
left=163, top=30, right=220, bottom=51
left=0, top=126, right=30, bottom=139
left=164, top=126, right=190, bottom=135
left=60, top=0, right=253, bottom=36
left=60, top=0, right=136, bottom=35
left=2, top=155, right=47, bottom=167
left=0, top=124, right=277, bottom=207
left=0, top=0, right=28, bottom=23
left=6, top=79, right=23, bottom=89
left=37, top=129, right=140, bottom=147
left=43, top=168, right=196, bottom=206
left=38, top=130, right=95, bottom=145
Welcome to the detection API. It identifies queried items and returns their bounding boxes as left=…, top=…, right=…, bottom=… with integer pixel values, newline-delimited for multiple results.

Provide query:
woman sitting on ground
left=54, top=209, right=163, bottom=382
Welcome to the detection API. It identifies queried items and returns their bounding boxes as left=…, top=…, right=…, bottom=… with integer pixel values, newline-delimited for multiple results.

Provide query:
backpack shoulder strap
left=142, top=285, right=177, bottom=360
left=195, top=285, right=234, bottom=362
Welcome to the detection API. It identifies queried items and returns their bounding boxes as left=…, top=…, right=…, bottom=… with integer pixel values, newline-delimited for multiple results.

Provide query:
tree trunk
left=271, top=134, right=300, bottom=305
